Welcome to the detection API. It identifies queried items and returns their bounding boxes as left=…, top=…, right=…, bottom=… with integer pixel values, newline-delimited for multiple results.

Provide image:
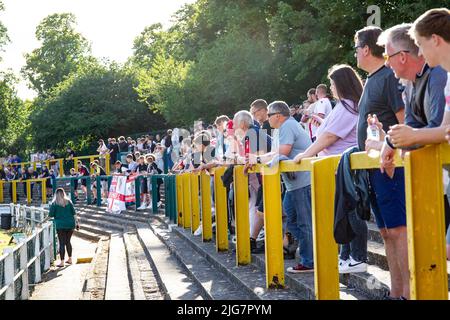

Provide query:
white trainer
left=145, top=202, right=153, bottom=209
left=339, top=257, right=367, bottom=274
left=194, top=225, right=202, bottom=236
left=137, top=204, right=147, bottom=210
left=157, top=201, right=162, bottom=208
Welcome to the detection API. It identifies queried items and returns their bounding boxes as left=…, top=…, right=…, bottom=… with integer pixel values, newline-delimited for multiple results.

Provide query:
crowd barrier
left=2, top=143, right=448, bottom=300
left=170, top=143, right=449, bottom=300
left=0, top=204, right=56, bottom=300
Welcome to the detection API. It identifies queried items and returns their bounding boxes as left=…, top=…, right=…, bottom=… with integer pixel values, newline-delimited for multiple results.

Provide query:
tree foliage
left=134, top=0, right=449, bottom=127
left=21, top=13, right=91, bottom=95
left=29, top=61, right=166, bottom=154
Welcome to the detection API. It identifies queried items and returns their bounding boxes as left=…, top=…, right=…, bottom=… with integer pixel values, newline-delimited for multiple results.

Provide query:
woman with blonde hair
left=49, top=188, right=79, bottom=267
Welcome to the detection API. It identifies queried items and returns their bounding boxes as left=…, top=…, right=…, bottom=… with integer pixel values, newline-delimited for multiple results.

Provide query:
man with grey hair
left=375, top=23, right=447, bottom=299
left=233, top=109, right=271, bottom=253
left=251, top=101, right=314, bottom=272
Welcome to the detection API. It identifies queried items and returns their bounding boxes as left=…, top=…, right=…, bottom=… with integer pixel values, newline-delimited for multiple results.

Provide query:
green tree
left=29, top=61, right=166, bottom=154
left=0, top=72, right=30, bottom=156
left=22, top=13, right=91, bottom=96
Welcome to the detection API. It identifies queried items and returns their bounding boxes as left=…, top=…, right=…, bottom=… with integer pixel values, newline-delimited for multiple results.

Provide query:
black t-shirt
left=118, top=141, right=129, bottom=153
left=137, top=163, right=148, bottom=173
left=66, top=150, right=75, bottom=159
left=293, top=113, right=302, bottom=123
left=357, top=66, right=404, bottom=150
left=23, top=171, right=38, bottom=180
left=110, top=143, right=119, bottom=156
left=164, top=135, right=172, bottom=148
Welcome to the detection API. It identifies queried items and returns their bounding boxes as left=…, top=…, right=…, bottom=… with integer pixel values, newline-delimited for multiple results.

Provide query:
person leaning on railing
left=294, top=64, right=369, bottom=274
left=90, top=162, right=107, bottom=204
left=248, top=101, right=314, bottom=273
left=49, top=188, right=79, bottom=267
left=377, top=9, right=450, bottom=261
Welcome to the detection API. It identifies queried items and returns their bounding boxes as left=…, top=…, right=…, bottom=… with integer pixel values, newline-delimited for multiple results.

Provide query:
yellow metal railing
left=73, top=154, right=110, bottom=175
left=9, top=159, right=64, bottom=177
left=0, top=178, right=49, bottom=205
left=173, top=143, right=450, bottom=300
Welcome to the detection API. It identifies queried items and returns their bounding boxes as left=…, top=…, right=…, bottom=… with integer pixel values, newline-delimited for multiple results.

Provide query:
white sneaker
left=339, top=257, right=367, bottom=274
left=137, top=204, right=147, bottom=210
left=145, top=203, right=153, bottom=209
left=194, top=225, right=202, bottom=236
left=157, top=201, right=162, bottom=208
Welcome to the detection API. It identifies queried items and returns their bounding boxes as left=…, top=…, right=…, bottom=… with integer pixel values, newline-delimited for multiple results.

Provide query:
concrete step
left=249, top=250, right=370, bottom=300
left=105, top=233, right=131, bottom=300
left=123, top=231, right=164, bottom=300
left=81, top=237, right=109, bottom=300
left=73, top=228, right=101, bottom=242
left=78, top=211, right=139, bottom=227
left=78, top=223, right=116, bottom=236
left=135, top=225, right=206, bottom=300
left=78, top=216, right=126, bottom=233
left=77, top=207, right=151, bottom=223
left=150, top=216, right=305, bottom=300
left=367, top=222, right=384, bottom=244
left=148, top=217, right=255, bottom=300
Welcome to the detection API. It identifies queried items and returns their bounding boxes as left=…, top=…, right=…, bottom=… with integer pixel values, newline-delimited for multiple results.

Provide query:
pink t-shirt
left=316, top=99, right=358, bottom=156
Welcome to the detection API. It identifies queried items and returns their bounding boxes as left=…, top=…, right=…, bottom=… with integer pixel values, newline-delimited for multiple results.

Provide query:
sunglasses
left=267, top=112, right=280, bottom=118
left=383, top=50, right=410, bottom=62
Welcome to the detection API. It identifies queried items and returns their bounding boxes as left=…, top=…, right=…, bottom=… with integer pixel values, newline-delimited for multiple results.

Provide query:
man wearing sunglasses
left=354, top=26, right=406, bottom=300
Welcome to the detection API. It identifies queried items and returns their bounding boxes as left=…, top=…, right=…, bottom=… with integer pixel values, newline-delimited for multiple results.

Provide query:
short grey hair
left=233, top=110, right=254, bottom=128
left=377, top=23, right=419, bottom=57
left=268, top=101, right=290, bottom=117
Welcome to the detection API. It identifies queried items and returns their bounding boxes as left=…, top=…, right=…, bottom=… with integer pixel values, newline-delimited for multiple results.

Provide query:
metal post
left=59, top=159, right=64, bottom=177
left=70, top=178, right=75, bottom=204
left=311, top=156, right=340, bottom=300
left=86, top=177, right=92, bottom=205
left=12, top=181, right=17, bottom=204
left=213, top=167, right=228, bottom=252
left=200, top=172, right=212, bottom=242
left=150, top=176, right=157, bottom=213
left=262, top=165, right=284, bottom=289
left=190, top=173, right=200, bottom=234
left=41, top=179, right=47, bottom=205
left=0, top=180, right=3, bottom=203
left=97, top=176, right=102, bottom=207
left=26, top=181, right=31, bottom=205
left=233, top=165, right=250, bottom=265
left=135, top=175, right=141, bottom=210
left=404, top=144, right=448, bottom=299
left=176, top=174, right=184, bottom=226
left=182, top=173, right=192, bottom=229
left=105, top=153, right=110, bottom=175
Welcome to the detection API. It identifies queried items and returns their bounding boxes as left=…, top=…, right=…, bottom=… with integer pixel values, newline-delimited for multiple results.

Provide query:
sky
left=0, top=0, right=196, bottom=100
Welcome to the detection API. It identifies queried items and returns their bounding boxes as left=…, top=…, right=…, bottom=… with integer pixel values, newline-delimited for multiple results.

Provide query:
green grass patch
left=0, top=230, right=15, bottom=255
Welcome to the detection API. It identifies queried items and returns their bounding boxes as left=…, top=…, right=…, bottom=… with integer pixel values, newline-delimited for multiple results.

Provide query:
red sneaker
left=287, top=264, right=314, bottom=273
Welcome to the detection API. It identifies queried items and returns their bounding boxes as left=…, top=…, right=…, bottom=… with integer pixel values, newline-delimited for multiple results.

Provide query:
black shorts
left=141, top=178, right=148, bottom=193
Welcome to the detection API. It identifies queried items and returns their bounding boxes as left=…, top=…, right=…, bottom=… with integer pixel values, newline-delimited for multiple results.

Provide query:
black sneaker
left=250, top=237, right=265, bottom=254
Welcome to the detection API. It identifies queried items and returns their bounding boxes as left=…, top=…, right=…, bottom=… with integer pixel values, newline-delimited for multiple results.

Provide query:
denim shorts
left=369, top=168, right=406, bottom=229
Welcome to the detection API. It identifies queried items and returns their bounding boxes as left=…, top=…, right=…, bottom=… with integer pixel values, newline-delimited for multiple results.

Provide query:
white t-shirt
left=310, top=98, right=333, bottom=138
left=445, top=72, right=450, bottom=112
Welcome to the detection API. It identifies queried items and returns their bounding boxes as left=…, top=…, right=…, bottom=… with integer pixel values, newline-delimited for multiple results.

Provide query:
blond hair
left=52, top=188, right=71, bottom=207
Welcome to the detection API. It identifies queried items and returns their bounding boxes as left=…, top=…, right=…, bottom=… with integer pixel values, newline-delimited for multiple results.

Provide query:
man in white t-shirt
left=309, top=84, right=333, bottom=141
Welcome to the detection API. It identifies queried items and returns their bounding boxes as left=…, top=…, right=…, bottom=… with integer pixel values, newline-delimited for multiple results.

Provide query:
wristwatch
left=256, top=156, right=261, bottom=164
left=385, top=135, right=397, bottom=149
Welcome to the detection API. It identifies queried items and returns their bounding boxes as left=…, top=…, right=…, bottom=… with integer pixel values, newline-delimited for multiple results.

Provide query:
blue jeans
left=283, top=185, right=313, bottom=268
left=339, top=211, right=368, bottom=262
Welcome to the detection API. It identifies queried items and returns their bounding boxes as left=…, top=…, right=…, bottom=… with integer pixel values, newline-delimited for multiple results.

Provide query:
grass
left=0, top=230, right=15, bottom=255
